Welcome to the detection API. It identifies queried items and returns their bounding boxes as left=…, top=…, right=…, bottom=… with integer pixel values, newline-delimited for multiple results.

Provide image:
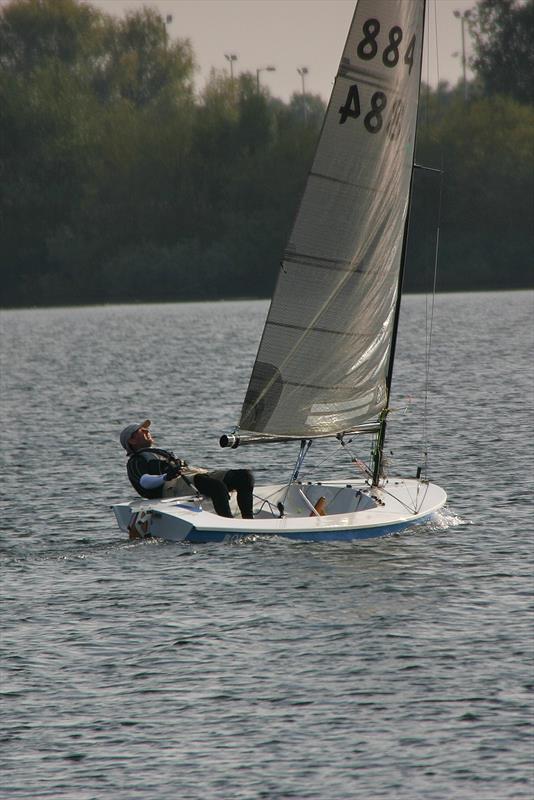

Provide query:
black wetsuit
left=126, top=448, right=254, bottom=518
left=127, top=447, right=180, bottom=499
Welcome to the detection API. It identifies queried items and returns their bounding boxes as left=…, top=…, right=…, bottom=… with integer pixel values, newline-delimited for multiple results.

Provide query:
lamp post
left=164, top=14, right=172, bottom=48
left=225, top=53, right=238, bottom=80
left=256, top=65, right=276, bottom=93
left=297, top=66, right=309, bottom=121
left=453, top=9, right=471, bottom=102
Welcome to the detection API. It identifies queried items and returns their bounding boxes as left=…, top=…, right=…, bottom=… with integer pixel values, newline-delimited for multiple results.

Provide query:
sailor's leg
left=222, top=469, right=254, bottom=519
left=193, top=473, right=233, bottom=518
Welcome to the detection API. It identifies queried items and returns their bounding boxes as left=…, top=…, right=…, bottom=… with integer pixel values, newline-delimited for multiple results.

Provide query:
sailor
left=119, top=420, right=254, bottom=519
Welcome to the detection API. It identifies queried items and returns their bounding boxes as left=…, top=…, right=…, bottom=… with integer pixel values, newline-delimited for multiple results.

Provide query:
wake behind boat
left=113, top=0, right=447, bottom=544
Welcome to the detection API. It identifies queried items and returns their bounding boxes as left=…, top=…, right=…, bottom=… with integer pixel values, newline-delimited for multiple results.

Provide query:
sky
left=90, top=0, right=475, bottom=101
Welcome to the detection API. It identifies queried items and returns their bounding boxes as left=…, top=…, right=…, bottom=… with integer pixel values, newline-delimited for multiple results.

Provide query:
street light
left=225, top=53, right=238, bottom=80
left=256, top=65, right=276, bottom=93
left=297, top=66, right=309, bottom=121
left=297, top=66, right=308, bottom=94
left=163, top=14, right=172, bottom=48
left=453, top=9, right=471, bottom=102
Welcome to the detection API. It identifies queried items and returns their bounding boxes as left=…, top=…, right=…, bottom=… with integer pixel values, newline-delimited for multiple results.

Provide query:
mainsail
left=239, top=0, right=425, bottom=437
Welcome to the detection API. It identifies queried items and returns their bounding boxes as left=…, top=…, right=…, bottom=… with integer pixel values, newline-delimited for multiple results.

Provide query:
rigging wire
left=422, top=163, right=443, bottom=477
left=424, top=0, right=431, bottom=125
left=420, top=0, right=443, bottom=479
left=292, top=435, right=370, bottom=480
left=433, top=0, right=441, bottom=90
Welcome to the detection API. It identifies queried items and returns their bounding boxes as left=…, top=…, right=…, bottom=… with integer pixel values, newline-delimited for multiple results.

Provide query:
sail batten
left=308, top=172, right=396, bottom=194
left=239, top=0, right=425, bottom=437
left=266, top=321, right=375, bottom=340
left=339, top=65, right=409, bottom=93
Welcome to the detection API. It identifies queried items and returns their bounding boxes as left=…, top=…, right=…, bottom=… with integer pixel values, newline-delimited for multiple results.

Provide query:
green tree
left=410, top=92, right=534, bottom=292
left=0, top=0, right=106, bottom=74
left=0, top=0, right=196, bottom=305
left=92, top=7, right=195, bottom=107
left=468, top=0, right=534, bottom=104
left=284, top=91, right=326, bottom=129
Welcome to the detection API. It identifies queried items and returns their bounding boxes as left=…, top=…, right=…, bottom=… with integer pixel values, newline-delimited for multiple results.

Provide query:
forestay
left=239, top=0, right=425, bottom=437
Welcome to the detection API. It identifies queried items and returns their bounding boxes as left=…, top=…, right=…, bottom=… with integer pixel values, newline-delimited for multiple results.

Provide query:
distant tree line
left=408, top=0, right=534, bottom=292
left=0, top=0, right=532, bottom=308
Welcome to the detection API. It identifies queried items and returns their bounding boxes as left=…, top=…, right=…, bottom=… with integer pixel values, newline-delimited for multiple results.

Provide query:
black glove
left=164, top=463, right=183, bottom=481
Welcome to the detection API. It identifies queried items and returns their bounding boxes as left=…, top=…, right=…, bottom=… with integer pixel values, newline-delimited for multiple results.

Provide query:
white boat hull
left=112, top=478, right=446, bottom=544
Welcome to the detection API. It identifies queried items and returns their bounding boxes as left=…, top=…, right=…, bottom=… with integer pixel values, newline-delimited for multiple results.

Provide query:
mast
left=372, top=0, right=428, bottom=486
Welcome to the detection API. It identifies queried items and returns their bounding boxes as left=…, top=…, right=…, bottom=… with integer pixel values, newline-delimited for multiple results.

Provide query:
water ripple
left=1, top=294, right=533, bottom=799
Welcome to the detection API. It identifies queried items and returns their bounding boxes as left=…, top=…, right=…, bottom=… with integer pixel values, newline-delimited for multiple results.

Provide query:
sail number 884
left=357, top=19, right=416, bottom=72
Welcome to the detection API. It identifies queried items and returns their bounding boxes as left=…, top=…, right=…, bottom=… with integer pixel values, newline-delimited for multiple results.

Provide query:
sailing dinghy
left=113, top=0, right=447, bottom=543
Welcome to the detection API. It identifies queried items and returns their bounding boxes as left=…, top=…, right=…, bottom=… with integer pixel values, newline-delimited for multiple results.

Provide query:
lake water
left=1, top=291, right=533, bottom=799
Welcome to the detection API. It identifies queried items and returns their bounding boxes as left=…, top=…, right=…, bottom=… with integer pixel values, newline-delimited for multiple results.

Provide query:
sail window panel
left=258, top=322, right=390, bottom=386
left=240, top=322, right=391, bottom=435
left=257, top=381, right=385, bottom=437
left=242, top=371, right=387, bottom=437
